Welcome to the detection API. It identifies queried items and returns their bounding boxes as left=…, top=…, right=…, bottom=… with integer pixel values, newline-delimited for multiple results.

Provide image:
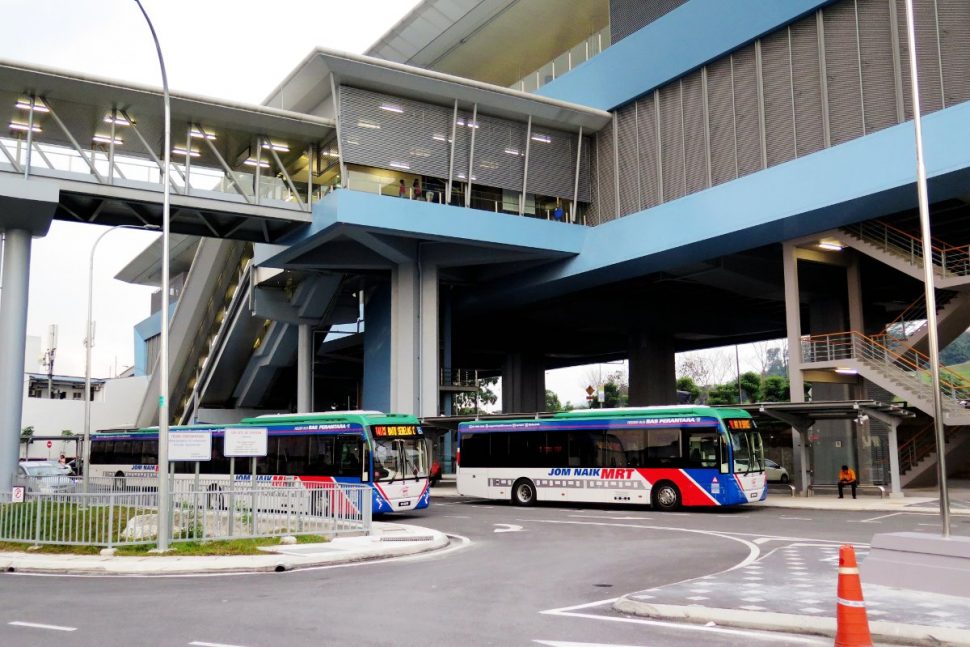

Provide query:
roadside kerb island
left=0, top=522, right=448, bottom=576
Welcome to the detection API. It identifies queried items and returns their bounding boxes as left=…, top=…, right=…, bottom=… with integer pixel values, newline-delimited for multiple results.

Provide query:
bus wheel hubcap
left=518, top=486, right=531, bottom=501
left=658, top=488, right=675, bottom=506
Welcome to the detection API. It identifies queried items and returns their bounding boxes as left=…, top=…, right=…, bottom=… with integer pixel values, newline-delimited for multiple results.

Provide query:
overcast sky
left=2, top=0, right=421, bottom=378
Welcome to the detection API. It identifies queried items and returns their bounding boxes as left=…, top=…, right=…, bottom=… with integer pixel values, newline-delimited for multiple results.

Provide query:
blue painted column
left=0, top=229, right=31, bottom=489
left=362, top=285, right=392, bottom=412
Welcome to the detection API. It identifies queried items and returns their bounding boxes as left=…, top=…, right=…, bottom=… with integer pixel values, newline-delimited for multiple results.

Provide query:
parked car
left=15, top=461, right=75, bottom=493
left=764, top=458, right=790, bottom=483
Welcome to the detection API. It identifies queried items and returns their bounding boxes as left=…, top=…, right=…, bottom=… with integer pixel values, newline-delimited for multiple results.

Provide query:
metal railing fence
left=0, top=481, right=371, bottom=548
left=800, top=330, right=970, bottom=404
left=842, top=220, right=970, bottom=277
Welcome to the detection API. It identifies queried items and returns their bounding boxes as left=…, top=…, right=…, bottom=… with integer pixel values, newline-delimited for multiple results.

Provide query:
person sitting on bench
left=838, top=464, right=858, bottom=499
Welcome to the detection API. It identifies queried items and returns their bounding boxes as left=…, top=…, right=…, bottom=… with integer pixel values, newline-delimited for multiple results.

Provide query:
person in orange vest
left=838, top=464, right=858, bottom=499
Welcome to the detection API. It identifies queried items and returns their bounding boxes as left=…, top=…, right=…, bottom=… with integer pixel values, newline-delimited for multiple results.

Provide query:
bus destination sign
left=372, top=425, right=421, bottom=437
left=726, top=419, right=754, bottom=430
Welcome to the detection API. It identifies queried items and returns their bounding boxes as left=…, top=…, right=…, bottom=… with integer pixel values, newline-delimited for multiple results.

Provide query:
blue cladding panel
left=538, top=0, right=834, bottom=111
left=363, top=285, right=391, bottom=412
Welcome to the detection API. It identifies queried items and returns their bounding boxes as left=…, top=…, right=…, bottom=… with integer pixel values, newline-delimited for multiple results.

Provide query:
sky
left=1, top=0, right=422, bottom=378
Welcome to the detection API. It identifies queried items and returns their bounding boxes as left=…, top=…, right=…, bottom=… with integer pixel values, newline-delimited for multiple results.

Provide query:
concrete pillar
left=297, top=324, right=312, bottom=412
left=363, top=262, right=439, bottom=417
left=502, top=352, right=545, bottom=413
left=0, top=229, right=31, bottom=489
left=782, top=243, right=809, bottom=494
left=846, top=256, right=874, bottom=484
left=628, top=329, right=676, bottom=405
left=886, top=419, right=903, bottom=497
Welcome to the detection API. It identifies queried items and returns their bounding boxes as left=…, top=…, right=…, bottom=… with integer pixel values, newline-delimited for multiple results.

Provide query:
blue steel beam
left=538, top=0, right=835, bottom=111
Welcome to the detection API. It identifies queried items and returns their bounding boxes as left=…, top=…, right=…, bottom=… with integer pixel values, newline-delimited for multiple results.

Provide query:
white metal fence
left=0, top=478, right=371, bottom=548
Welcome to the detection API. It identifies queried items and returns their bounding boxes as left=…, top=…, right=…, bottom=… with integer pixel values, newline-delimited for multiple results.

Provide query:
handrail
left=800, top=330, right=970, bottom=404
left=841, top=220, right=970, bottom=277
left=898, top=423, right=962, bottom=474
left=882, top=290, right=956, bottom=343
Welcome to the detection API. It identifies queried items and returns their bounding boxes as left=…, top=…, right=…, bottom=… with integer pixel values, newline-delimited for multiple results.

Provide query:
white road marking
left=569, top=514, right=653, bottom=521
left=189, top=642, right=253, bottom=647
left=534, top=640, right=645, bottom=646
left=9, top=621, right=76, bottom=632
left=540, top=604, right=826, bottom=644
left=494, top=523, right=524, bottom=533
left=442, top=515, right=471, bottom=518
left=779, top=516, right=813, bottom=521
left=858, top=512, right=902, bottom=523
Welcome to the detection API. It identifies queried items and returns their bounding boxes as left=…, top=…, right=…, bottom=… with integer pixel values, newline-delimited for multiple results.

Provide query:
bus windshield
left=373, top=437, right=428, bottom=481
left=731, top=428, right=764, bottom=474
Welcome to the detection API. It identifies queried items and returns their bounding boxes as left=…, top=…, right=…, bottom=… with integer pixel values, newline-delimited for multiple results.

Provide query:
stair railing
left=898, top=423, right=963, bottom=475
left=842, top=220, right=970, bottom=277
left=800, top=330, right=970, bottom=405
left=882, top=290, right=957, bottom=343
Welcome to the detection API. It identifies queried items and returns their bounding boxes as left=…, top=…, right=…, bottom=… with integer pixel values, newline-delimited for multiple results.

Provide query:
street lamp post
left=134, top=0, right=173, bottom=551
left=82, top=224, right=158, bottom=496
left=903, top=0, right=950, bottom=537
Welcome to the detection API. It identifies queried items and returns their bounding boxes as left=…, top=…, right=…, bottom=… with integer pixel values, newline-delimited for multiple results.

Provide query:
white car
left=15, top=461, right=75, bottom=493
left=764, top=458, right=790, bottom=483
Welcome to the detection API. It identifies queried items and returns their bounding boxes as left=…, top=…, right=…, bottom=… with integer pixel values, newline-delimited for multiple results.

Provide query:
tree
left=21, top=425, right=34, bottom=439
left=588, top=370, right=628, bottom=408
left=454, top=376, right=499, bottom=414
left=739, top=371, right=762, bottom=403
left=706, top=382, right=740, bottom=405
left=61, top=429, right=73, bottom=436
left=545, top=389, right=564, bottom=412
left=762, top=375, right=790, bottom=401
left=940, top=330, right=970, bottom=365
left=676, top=376, right=700, bottom=403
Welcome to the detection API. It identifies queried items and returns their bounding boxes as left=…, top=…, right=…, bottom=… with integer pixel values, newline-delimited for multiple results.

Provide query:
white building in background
left=20, top=335, right=148, bottom=461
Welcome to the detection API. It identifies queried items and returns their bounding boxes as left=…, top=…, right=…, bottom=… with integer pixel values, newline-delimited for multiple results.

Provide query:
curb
left=0, top=525, right=450, bottom=576
left=613, top=597, right=970, bottom=646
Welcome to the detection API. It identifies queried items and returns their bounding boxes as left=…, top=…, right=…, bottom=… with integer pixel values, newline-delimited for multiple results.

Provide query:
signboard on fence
left=10, top=486, right=25, bottom=503
left=168, top=431, right=212, bottom=462
left=224, top=427, right=268, bottom=457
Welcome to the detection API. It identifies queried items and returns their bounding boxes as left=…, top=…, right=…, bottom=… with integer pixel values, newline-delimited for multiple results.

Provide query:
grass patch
left=0, top=534, right=328, bottom=556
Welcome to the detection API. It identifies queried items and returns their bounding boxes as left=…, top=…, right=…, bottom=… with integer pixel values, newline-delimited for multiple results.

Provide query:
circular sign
left=46, top=440, right=53, bottom=448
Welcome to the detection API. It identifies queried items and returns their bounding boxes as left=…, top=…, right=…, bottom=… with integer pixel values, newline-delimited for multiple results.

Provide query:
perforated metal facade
left=609, top=0, right=689, bottom=44
left=339, top=85, right=590, bottom=202
left=594, top=0, right=970, bottom=224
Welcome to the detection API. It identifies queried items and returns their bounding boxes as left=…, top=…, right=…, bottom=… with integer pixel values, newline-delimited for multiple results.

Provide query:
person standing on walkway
left=838, top=464, right=858, bottom=499
left=398, top=179, right=406, bottom=198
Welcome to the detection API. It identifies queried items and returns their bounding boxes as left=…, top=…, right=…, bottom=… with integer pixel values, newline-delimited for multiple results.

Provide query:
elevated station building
left=2, top=0, right=970, bottom=493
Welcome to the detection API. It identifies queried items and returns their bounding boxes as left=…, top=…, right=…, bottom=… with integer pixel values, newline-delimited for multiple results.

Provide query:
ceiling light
left=261, top=142, right=289, bottom=153
left=432, top=134, right=447, bottom=142
left=531, top=134, right=552, bottom=143
left=92, top=135, right=123, bottom=145
left=379, top=104, right=404, bottom=113
left=15, top=100, right=49, bottom=113
left=190, top=129, right=216, bottom=140
left=389, top=161, right=410, bottom=170
left=835, top=367, right=858, bottom=375
left=172, top=147, right=200, bottom=157
left=818, top=240, right=845, bottom=251
left=9, top=122, right=41, bottom=133
left=504, top=147, right=521, bottom=156
left=243, top=159, right=271, bottom=168
left=357, top=120, right=380, bottom=129
left=104, top=115, right=131, bottom=126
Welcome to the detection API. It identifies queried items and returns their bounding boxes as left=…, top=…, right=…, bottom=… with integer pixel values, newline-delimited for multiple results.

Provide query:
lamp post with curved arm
left=133, top=0, right=173, bottom=551
left=82, top=223, right=159, bottom=497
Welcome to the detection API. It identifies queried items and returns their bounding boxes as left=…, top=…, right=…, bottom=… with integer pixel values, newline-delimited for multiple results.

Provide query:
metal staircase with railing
left=801, top=330, right=970, bottom=426
left=839, top=220, right=970, bottom=288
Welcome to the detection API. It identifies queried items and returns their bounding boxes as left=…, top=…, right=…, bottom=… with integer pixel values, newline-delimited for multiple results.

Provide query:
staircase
left=882, top=289, right=970, bottom=355
left=839, top=220, right=970, bottom=288
left=800, top=330, right=970, bottom=426
left=899, top=424, right=970, bottom=488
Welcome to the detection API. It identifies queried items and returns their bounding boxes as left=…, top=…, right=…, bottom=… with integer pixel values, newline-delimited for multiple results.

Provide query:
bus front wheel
left=512, top=479, right=537, bottom=507
left=652, top=482, right=681, bottom=511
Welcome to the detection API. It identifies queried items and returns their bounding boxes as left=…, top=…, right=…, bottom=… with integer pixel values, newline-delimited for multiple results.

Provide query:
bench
left=807, top=483, right=887, bottom=498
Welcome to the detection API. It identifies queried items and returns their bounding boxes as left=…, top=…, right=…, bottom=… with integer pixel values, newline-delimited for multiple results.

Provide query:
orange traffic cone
left=834, top=544, right=873, bottom=647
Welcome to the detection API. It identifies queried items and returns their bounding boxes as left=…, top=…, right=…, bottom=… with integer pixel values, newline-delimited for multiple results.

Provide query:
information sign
left=224, top=427, right=268, bottom=457
left=168, top=431, right=212, bottom=462
left=11, top=486, right=25, bottom=503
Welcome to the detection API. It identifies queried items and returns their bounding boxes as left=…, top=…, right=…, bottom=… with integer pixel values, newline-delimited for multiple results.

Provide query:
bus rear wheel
left=512, top=479, right=537, bottom=506
left=652, top=482, right=681, bottom=511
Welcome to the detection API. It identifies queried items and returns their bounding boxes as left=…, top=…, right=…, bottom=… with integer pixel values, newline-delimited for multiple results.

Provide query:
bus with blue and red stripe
left=456, top=406, right=765, bottom=510
left=90, top=411, right=431, bottom=514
